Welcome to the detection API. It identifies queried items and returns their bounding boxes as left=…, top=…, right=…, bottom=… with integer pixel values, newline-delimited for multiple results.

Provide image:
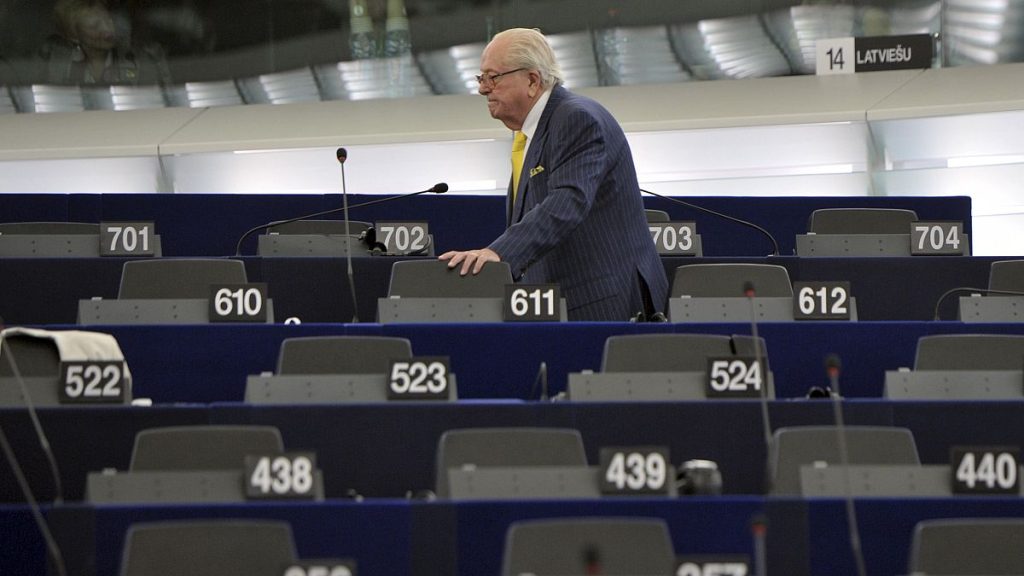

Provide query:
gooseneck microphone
left=931, top=286, right=1024, bottom=320
left=232, top=181, right=449, bottom=256
left=640, top=188, right=781, bottom=256
left=826, top=354, right=868, bottom=576
left=338, top=148, right=360, bottom=323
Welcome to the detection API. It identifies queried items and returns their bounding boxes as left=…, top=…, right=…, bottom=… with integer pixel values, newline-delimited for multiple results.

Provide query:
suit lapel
left=510, top=86, right=567, bottom=224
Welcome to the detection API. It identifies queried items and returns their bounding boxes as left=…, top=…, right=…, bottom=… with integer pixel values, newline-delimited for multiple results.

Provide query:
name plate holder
left=884, top=370, right=1024, bottom=400
left=958, top=295, right=1024, bottom=323
left=245, top=373, right=459, bottom=404
left=86, top=470, right=249, bottom=503
left=0, top=234, right=164, bottom=258
left=796, top=232, right=971, bottom=257
left=78, top=298, right=275, bottom=324
left=669, top=297, right=792, bottom=323
left=377, top=297, right=567, bottom=323
left=257, top=234, right=374, bottom=257
left=445, top=466, right=605, bottom=500
left=799, top=464, right=955, bottom=497
left=567, top=371, right=775, bottom=402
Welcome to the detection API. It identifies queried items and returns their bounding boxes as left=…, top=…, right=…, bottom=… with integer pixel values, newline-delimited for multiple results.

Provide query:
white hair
left=490, top=28, right=563, bottom=89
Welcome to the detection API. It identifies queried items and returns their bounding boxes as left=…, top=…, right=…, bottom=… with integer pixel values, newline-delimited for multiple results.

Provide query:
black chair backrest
left=988, top=259, right=1024, bottom=293
left=0, top=222, right=100, bottom=234
left=387, top=259, right=513, bottom=298
left=914, top=334, right=1024, bottom=370
left=277, top=336, right=412, bottom=374
left=0, top=334, right=60, bottom=377
left=601, top=333, right=766, bottom=372
left=909, top=518, right=1024, bottom=575
left=807, top=208, right=918, bottom=234
left=266, top=219, right=371, bottom=235
left=644, top=209, right=670, bottom=223
left=120, top=520, right=296, bottom=576
left=130, top=426, right=283, bottom=471
left=435, top=428, right=587, bottom=498
left=769, top=426, right=920, bottom=495
left=118, top=259, right=247, bottom=299
left=502, top=517, right=675, bottom=576
left=671, top=263, right=793, bottom=297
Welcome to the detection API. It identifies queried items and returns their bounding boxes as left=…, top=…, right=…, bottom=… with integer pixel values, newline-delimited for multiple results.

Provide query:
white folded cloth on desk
left=0, top=327, right=131, bottom=379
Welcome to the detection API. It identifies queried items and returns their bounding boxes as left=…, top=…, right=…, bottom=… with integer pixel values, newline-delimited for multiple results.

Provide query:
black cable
left=640, top=188, right=781, bottom=256
left=932, top=287, right=1024, bottom=320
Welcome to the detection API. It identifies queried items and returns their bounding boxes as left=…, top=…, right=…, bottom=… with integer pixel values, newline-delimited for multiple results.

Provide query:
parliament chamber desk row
left=0, top=194, right=974, bottom=259
left=0, top=255, right=1010, bottom=325
left=2, top=496, right=1021, bottom=576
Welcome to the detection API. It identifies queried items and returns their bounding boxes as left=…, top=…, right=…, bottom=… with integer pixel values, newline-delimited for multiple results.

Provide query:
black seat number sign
left=706, top=357, right=764, bottom=398
left=676, top=555, right=751, bottom=576
left=911, top=221, right=964, bottom=255
left=793, top=281, right=851, bottom=320
left=245, top=453, right=318, bottom=499
left=387, top=357, right=450, bottom=400
left=951, top=446, right=1020, bottom=495
left=599, top=446, right=671, bottom=495
left=504, top=284, right=560, bottom=322
left=649, top=222, right=698, bottom=255
left=58, top=361, right=127, bottom=404
left=209, top=283, right=268, bottom=322
left=376, top=221, right=429, bottom=255
left=99, top=221, right=156, bottom=256
left=283, top=561, right=356, bottom=576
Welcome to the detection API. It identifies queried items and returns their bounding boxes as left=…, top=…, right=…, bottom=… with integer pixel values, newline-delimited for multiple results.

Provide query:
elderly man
left=440, top=28, right=667, bottom=321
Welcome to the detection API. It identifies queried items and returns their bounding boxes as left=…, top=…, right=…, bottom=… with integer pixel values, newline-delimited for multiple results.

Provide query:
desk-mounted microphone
left=826, top=353, right=868, bottom=576
left=640, top=188, right=780, bottom=256
left=232, top=181, right=449, bottom=257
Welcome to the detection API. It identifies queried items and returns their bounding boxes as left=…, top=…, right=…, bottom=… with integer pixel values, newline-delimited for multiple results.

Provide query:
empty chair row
left=110, top=515, right=1024, bottom=576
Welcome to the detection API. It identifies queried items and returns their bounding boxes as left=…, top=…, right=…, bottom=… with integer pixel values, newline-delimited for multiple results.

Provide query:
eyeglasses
left=475, top=67, right=526, bottom=88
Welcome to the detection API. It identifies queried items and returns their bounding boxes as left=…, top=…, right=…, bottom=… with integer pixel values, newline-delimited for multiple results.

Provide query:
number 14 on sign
left=816, top=38, right=855, bottom=75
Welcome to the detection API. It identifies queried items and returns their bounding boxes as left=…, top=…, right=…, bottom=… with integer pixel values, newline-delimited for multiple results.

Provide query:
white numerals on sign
left=214, top=287, right=263, bottom=316
left=504, top=284, right=561, bottom=321
left=708, top=359, right=762, bottom=393
left=793, top=282, right=852, bottom=320
left=599, top=446, right=671, bottom=495
left=61, top=362, right=124, bottom=402
left=99, top=221, right=156, bottom=256
left=648, top=222, right=698, bottom=255
left=815, top=38, right=855, bottom=75
left=510, top=288, right=555, bottom=316
left=107, top=225, right=149, bottom=252
left=284, top=567, right=353, bottom=576
left=247, top=454, right=315, bottom=497
left=677, top=563, right=748, bottom=576
left=953, top=449, right=1019, bottom=493
left=378, top=222, right=428, bottom=254
left=389, top=360, right=448, bottom=395
left=209, top=283, right=268, bottom=322
left=911, top=222, right=964, bottom=255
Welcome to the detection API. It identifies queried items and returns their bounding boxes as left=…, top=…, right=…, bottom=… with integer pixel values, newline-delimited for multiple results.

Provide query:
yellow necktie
left=511, top=130, right=527, bottom=203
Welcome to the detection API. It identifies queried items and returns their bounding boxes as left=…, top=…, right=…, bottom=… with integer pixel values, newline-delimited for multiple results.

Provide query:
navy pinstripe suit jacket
left=488, top=85, right=669, bottom=321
